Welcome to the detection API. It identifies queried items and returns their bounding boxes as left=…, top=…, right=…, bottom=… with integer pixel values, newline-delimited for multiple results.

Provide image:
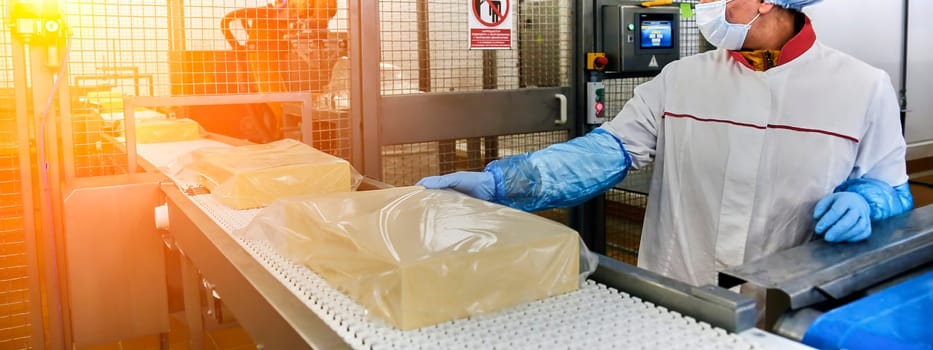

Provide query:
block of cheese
left=135, top=118, right=201, bottom=144
left=239, top=186, right=580, bottom=329
left=85, top=91, right=124, bottom=113
left=103, top=108, right=167, bottom=132
left=189, top=139, right=351, bottom=209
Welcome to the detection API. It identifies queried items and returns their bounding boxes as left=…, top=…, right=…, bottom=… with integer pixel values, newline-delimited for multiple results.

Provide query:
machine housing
left=602, top=5, right=680, bottom=73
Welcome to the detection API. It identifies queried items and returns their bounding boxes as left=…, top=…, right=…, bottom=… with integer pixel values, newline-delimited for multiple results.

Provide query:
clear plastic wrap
left=239, top=186, right=588, bottom=330
left=134, top=118, right=202, bottom=144
left=185, top=139, right=361, bottom=209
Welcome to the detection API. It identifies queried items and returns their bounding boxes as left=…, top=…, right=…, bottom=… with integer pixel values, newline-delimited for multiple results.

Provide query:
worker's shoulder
left=809, top=41, right=890, bottom=79
left=655, top=50, right=722, bottom=75
left=665, top=49, right=733, bottom=72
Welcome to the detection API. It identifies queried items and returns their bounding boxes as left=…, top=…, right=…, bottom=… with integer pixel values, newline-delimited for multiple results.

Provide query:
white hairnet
left=764, top=0, right=823, bottom=10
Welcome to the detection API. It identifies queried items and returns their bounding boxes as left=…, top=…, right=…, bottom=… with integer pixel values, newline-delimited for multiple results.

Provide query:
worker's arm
left=420, top=64, right=668, bottom=211
left=813, top=70, right=914, bottom=242
left=486, top=62, right=671, bottom=212
left=418, top=130, right=632, bottom=212
left=599, top=58, right=669, bottom=170
left=814, top=180, right=913, bottom=242
left=484, top=129, right=632, bottom=212
left=487, top=64, right=669, bottom=212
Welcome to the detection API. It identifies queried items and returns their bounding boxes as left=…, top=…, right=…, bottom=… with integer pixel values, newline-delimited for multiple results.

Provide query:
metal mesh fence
left=0, top=1, right=33, bottom=348
left=64, top=1, right=171, bottom=177
left=381, top=131, right=570, bottom=185
left=603, top=0, right=699, bottom=264
left=65, top=0, right=344, bottom=96
left=378, top=0, right=570, bottom=94
left=63, top=0, right=350, bottom=176
left=604, top=77, right=651, bottom=264
left=378, top=0, right=572, bottom=224
left=382, top=130, right=570, bottom=223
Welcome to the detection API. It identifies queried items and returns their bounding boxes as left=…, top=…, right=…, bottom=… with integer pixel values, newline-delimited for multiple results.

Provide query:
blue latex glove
left=835, top=179, right=914, bottom=221
left=416, top=171, right=495, bottom=201
left=813, top=192, right=872, bottom=242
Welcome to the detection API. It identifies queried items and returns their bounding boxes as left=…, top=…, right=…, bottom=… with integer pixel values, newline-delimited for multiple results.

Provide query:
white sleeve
left=850, top=70, right=909, bottom=186
left=599, top=64, right=671, bottom=169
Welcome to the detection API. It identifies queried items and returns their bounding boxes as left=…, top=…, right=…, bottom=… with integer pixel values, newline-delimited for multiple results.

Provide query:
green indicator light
left=628, top=23, right=635, bottom=31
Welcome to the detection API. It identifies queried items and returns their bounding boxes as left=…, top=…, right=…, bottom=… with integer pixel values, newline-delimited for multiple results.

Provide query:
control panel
left=602, top=5, right=680, bottom=73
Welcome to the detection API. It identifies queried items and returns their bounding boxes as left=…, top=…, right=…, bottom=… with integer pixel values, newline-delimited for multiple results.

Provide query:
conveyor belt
left=190, top=193, right=764, bottom=349
left=138, top=140, right=796, bottom=349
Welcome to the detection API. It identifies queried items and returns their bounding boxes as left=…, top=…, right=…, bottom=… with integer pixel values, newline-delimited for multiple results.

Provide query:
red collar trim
left=729, top=51, right=755, bottom=69
left=729, top=15, right=816, bottom=69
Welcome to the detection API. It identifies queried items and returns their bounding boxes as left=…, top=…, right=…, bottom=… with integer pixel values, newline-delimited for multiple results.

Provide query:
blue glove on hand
left=416, top=171, right=496, bottom=202
left=813, top=192, right=872, bottom=242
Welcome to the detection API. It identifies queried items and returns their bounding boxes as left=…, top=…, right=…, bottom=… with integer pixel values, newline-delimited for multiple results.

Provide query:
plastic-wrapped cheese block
left=239, top=186, right=580, bottom=329
left=135, top=118, right=201, bottom=144
left=190, top=139, right=351, bottom=209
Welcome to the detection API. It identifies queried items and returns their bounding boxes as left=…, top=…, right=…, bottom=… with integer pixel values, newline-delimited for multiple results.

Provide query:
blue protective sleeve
left=802, top=270, right=933, bottom=350
left=835, top=178, right=914, bottom=222
left=485, top=128, right=632, bottom=212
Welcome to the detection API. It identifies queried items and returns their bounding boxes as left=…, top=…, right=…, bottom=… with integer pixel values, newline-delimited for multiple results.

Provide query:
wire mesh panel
left=382, top=131, right=570, bottom=223
left=382, top=131, right=569, bottom=184
left=605, top=84, right=651, bottom=264
left=603, top=77, right=651, bottom=263
left=65, top=1, right=169, bottom=176
left=170, top=0, right=349, bottom=148
left=679, top=1, right=702, bottom=57
left=65, top=1, right=169, bottom=96
left=602, top=1, right=700, bottom=263
left=0, top=2, right=33, bottom=348
left=62, top=0, right=350, bottom=175
left=378, top=0, right=573, bottom=223
left=378, top=0, right=571, bottom=94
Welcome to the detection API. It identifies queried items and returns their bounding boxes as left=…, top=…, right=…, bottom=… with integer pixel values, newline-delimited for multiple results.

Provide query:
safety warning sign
left=468, top=0, right=512, bottom=50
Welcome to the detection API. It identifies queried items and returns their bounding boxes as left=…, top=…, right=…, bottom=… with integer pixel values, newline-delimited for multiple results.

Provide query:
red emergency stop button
left=594, top=56, right=609, bottom=70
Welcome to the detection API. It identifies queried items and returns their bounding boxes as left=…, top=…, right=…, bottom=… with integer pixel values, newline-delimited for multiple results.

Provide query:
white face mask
left=695, top=0, right=761, bottom=50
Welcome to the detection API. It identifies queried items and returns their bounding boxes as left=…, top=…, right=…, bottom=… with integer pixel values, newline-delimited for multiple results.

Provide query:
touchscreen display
left=640, top=20, right=673, bottom=49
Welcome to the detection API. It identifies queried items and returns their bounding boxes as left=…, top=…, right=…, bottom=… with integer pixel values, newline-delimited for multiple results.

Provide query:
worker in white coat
left=418, top=0, right=915, bottom=286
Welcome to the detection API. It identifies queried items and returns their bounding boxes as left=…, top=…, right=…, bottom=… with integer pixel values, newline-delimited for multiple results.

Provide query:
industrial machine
left=170, top=0, right=341, bottom=144
left=138, top=136, right=805, bottom=349
left=719, top=208, right=933, bottom=349
left=152, top=148, right=933, bottom=350
left=585, top=1, right=680, bottom=126
left=601, top=4, right=680, bottom=74
left=51, top=109, right=933, bottom=349
left=150, top=3, right=933, bottom=346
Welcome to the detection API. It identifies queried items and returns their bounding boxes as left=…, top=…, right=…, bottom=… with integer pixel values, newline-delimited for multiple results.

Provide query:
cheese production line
left=6, top=1, right=933, bottom=349
left=66, top=92, right=763, bottom=350
left=88, top=93, right=925, bottom=350
left=144, top=140, right=784, bottom=350
left=133, top=128, right=932, bottom=350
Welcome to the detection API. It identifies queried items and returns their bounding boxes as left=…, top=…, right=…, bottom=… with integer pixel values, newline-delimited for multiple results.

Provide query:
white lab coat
left=600, top=22, right=908, bottom=286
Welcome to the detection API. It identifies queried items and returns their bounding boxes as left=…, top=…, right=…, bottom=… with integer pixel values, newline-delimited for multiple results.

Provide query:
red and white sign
left=468, top=0, right=512, bottom=50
